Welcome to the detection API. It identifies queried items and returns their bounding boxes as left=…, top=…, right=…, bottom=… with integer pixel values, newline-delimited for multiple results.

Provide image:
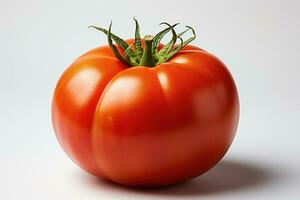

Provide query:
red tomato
left=52, top=22, right=239, bottom=186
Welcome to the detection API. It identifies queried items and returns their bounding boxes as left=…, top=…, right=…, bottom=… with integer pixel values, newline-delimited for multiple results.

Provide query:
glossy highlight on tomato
left=52, top=20, right=239, bottom=186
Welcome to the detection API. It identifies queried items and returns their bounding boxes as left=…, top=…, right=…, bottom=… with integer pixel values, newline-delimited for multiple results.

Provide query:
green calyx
left=88, top=18, right=196, bottom=67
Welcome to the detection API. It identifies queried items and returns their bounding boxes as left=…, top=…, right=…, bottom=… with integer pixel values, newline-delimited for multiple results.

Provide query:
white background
left=1, top=0, right=300, bottom=199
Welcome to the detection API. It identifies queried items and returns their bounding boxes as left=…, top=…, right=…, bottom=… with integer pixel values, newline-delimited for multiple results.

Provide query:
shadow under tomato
left=77, top=159, right=276, bottom=196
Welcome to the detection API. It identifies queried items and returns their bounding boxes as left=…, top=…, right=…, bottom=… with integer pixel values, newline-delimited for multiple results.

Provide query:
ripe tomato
left=52, top=20, right=239, bottom=186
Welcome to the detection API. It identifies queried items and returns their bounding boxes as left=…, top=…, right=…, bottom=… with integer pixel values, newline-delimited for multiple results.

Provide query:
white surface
left=1, top=0, right=300, bottom=199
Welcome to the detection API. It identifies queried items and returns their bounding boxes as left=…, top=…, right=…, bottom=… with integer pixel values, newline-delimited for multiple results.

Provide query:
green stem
left=139, top=35, right=155, bottom=67
left=89, top=19, right=196, bottom=67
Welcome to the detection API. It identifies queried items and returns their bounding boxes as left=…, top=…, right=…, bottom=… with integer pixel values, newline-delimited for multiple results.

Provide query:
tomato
left=52, top=20, right=239, bottom=186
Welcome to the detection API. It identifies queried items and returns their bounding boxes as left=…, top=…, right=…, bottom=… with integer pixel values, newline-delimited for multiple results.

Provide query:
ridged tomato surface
left=52, top=40, right=239, bottom=186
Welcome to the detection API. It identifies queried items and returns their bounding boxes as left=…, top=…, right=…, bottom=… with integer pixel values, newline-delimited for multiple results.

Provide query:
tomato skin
left=52, top=40, right=239, bottom=186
